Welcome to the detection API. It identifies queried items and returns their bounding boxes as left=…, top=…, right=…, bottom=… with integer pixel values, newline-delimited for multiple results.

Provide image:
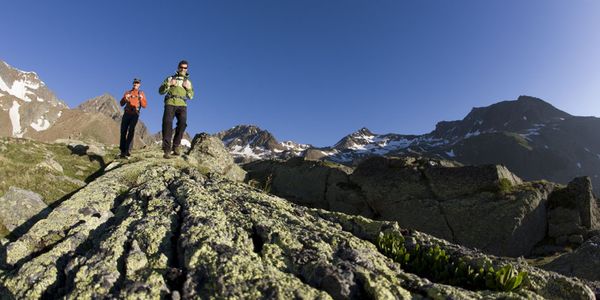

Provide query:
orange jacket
left=120, top=89, right=147, bottom=114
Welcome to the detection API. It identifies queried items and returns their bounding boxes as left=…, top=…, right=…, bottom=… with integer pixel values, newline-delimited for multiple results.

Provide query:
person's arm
left=158, top=77, right=171, bottom=95
left=140, top=91, right=147, bottom=108
left=120, top=91, right=129, bottom=106
left=183, top=79, right=194, bottom=100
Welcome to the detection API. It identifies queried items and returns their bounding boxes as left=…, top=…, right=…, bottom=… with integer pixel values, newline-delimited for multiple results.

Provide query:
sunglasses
left=179, top=66, right=188, bottom=69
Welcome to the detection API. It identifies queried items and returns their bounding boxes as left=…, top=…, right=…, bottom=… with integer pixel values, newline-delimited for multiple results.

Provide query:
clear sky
left=2, top=0, right=600, bottom=146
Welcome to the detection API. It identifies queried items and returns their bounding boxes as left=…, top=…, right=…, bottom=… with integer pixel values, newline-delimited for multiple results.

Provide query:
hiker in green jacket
left=159, top=60, right=194, bottom=159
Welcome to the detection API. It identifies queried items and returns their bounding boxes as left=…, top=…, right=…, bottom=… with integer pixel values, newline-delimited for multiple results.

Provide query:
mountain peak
left=354, top=127, right=374, bottom=136
left=432, top=95, right=571, bottom=139
left=216, top=124, right=282, bottom=150
left=516, top=95, right=545, bottom=102
left=76, top=94, right=122, bottom=121
left=333, top=127, right=376, bottom=150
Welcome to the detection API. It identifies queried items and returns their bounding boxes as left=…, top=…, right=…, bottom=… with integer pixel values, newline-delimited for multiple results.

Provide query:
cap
left=133, top=78, right=141, bottom=84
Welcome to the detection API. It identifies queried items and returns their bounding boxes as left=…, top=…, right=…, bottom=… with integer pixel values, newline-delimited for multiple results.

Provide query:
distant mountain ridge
left=219, top=96, right=600, bottom=192
left=215, top=125, right=310, bottom=162
left=0, top=60, right=68, bottom=138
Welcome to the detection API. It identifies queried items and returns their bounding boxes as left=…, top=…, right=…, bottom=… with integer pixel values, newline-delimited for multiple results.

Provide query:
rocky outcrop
left=0, top=155, right=594, bottom=299
left=541, top=235, right=600, bottom=282
left=0, top=187, right=47, bottom=232
left=185, top=133, right=246, bottom=182
left=244, top=156, right=600, bottom=257
left=244, top=157, right=371, bottom=216
left=547, top=177, right=600, bottom=245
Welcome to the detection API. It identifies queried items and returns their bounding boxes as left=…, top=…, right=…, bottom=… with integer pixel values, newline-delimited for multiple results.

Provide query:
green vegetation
left=263, top=174, right=273, bottom=193
left=0, top=138, right=118, bottom=205
left=0, top=222, right=9, bottom=237
left=497, top=178, right=514, bottom=194
left=376, top=231, right=527, bottom=292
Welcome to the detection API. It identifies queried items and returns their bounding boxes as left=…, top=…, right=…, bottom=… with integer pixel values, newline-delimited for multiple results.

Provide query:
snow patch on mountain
left=520, top=125, right=543, bottom=140
left=9, top=101, right=23, bottom=137
left=386, top=138, right=413, bottom=149
left=231, top=145, right=264, bottom=160
left=181, top=139, right=191, bottom=148
left=280, top=141, right=310, bottom=152
left=0, top=77, right=41, bottom=102
left=31, top=117, right=51, bottom=131
left=464, top=130, right=481, bottom=138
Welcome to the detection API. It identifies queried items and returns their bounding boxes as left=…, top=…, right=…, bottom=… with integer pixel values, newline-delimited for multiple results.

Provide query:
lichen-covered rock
left=542, top=235, right=600, bottom=282
left=547, top=177, right=600, bottom=245
left=85, top=144, right=105, bottom=157
left=36, top=157, right=64, bottom=173
left=186, top=133, right=246, bottom=182
left=0, top=155, right=594, bottom=299
left=0, top=187, right=48, bottom=231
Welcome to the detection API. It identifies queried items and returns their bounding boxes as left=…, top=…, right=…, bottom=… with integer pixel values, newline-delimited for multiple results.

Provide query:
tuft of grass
left=497, top=178, right=513, bottom=194
left=263, top=174, right=273, bottom=194
left=0, top=222, right=10, bottom=238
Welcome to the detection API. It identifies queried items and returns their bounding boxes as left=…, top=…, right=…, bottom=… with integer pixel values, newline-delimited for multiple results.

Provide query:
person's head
left=132, top=78, right=141, bottom=90
left=177, top=60, right=188, bottom=75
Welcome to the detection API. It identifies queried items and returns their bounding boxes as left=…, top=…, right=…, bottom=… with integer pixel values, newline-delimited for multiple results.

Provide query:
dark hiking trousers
left=162, top=105, right=187, bottom=153
left=120, top=112, right=139, bottom=154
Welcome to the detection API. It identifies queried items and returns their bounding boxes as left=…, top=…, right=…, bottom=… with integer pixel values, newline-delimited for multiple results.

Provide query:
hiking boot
left=125, top=152, right=132, bottom=157
left=163, top=152, right=171, bottom=159
left=172, top=147, right=181, bottom=156
left=119, top=153, right=127, bottom=159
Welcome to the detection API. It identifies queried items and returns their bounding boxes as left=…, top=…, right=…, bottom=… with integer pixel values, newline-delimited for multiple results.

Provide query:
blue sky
left=2, top=0, right=600, bottom=146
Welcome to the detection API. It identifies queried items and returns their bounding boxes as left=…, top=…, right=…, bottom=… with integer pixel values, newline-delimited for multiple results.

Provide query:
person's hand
left=169, top=78, right=177, bottom=86
left=125, top=93, right=131, bottom=100
left=182, top=80, right=191, bottom=90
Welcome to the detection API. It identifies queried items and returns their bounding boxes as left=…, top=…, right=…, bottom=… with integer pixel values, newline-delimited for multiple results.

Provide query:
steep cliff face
left=0, top=150, right=595, bottom=299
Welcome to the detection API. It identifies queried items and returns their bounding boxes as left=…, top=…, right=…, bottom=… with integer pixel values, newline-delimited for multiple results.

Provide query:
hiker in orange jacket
left=119, top=78, right=147, bottom=158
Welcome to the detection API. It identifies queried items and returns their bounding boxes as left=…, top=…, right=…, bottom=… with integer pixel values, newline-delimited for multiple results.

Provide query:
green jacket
left=158, top=72, right=194, bottom=106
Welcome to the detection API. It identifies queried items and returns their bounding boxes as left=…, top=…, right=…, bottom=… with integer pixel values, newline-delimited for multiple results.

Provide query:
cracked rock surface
left=0, top=155, right=595, bottom=299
